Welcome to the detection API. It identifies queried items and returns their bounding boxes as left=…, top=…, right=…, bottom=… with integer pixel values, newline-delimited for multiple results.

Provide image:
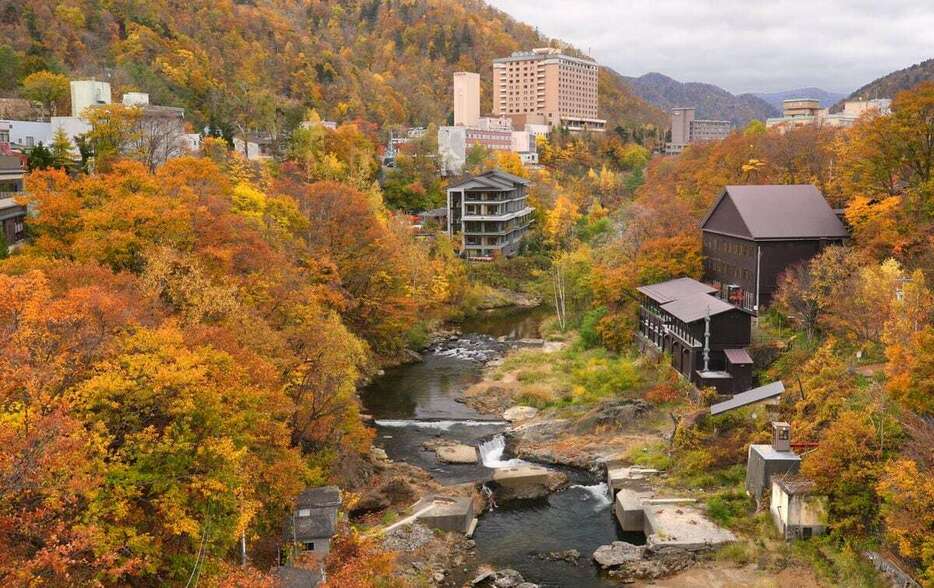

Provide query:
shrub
left=645, top=383, right=680, bottom=405
left=517, top=384, right=559, bottom=407
left=571, top=355, right=640, bottom=402
left=578, top=306, right=607, bottom=348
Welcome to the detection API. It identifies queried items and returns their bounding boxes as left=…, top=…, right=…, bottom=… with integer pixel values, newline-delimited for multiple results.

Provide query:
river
left=361, top=306, right=640, bottom=587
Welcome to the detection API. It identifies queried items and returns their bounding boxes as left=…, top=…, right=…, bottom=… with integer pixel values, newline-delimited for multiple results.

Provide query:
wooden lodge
left=701, top=185, right=848, bottom=314
left=637, top=277, right=752, bottom=395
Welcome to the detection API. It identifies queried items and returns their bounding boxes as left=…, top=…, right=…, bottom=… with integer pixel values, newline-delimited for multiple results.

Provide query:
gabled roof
left=701, top=185, right=849, bottom=240
left=660, top=292, right=735, bottom=323
left=447, top=169, right=530, bottom=191
left=710, top=381, right=785, bottom=415
left=636, top=277, right=717, bottom=305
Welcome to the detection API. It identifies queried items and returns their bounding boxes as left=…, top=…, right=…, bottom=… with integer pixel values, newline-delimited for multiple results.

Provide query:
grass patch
left=625, top=441, right=673, bottom=470
left=715, top=541, right=754, bottom=565
left=380, top=510, right=398, bottom=526
left=495, top=342, right=654, bottom=409
left=706, top=487, right=755, bottom=530
left=793, top=537, right=885, bottom=588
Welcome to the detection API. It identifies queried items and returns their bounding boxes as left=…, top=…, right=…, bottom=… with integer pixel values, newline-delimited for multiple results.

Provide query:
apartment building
left=492, top=48, right=605, bottom=132
left=666, top=107, right=732, bottom=154
left=446, top=170, right=534, bottom=259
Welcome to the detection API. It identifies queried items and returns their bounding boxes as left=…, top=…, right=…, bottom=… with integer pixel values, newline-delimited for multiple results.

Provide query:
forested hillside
left=0, top=0, right=664, bottom=135
left=621, top=72, right=778, bottom=126
left=838, top=58, right=934, bottom=108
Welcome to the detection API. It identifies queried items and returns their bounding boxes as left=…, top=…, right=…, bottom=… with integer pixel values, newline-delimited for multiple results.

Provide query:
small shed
left=285, top=486, right=342, bottom=558
left=770, top=474, right=828, bottom=540
left=745, top=422, right=800, bottom=501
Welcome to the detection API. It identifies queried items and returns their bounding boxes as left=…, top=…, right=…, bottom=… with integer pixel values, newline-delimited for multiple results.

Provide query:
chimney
left=771, top=422, right=791, bottom=452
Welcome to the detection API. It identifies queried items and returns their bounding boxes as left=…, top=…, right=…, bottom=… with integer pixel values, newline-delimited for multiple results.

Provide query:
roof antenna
left=703, top=306, right=711, bottom=373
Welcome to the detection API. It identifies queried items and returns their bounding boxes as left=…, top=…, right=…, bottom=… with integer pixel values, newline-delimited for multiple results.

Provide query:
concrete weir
left=644, top=502, right=736, bottom=550
left=607, top=466, right=735, bottom=550
left=414, top=495, right=478, bottom=535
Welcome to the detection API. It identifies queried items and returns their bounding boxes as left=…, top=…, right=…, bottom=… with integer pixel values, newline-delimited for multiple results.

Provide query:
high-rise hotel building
left=492, top=48, right=605, bottom=132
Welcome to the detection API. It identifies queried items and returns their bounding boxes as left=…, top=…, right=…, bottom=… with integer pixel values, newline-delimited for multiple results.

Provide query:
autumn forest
left=0, top=0, right=932, bottom=587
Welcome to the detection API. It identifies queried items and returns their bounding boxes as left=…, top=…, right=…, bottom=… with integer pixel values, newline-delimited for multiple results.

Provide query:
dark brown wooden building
left=637, top=277, right=753, bottom=395
left=701, top=185, right=848, bottom=314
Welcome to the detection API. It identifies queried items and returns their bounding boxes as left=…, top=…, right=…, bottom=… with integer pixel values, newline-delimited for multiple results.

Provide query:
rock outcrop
left=592, top=541, right=696, bottom=581
left=503, top=405, right=538, bottom=423
left=471, top=567, right=539, bottom=587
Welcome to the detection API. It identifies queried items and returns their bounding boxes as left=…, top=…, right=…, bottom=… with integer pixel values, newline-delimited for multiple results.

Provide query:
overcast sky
left=487, top=0, right=934, bottom=94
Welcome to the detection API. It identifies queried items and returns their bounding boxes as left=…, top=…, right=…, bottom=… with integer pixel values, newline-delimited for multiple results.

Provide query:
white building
left=0, top=120, right=52, bottom=149
left=766, top=98, right=892, bottom=131
left=770, top=474, right=828, bottom=540
left=70, top=80, right=112, bottom=118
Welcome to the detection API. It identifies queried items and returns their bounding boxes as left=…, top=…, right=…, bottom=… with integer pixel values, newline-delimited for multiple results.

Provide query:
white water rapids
left=478, top=434, right=529, bottom=469
left=570, top=482, right=612, bottom=511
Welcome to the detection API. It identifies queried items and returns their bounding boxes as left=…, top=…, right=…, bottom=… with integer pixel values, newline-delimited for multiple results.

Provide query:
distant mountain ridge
left=619, top=72, right=778, bottom=126
left=835, top=58, right=934, bottom=110
left=753, top=88, right=847, bottom=111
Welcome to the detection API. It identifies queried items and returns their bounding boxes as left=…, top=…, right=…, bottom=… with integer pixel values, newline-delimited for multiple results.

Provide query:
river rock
left=575, top=399, right=653, bottom=433
left=609, top=551, right=695, bottom=581
left=536, top=549, right=580, bottom=564
left=595, top=543, right=696, bottom=581
left=471, top=568, right=537, bottom=588
left=382, top=523, right=434, bottom=552
left=593, top=541, right=645, bottom=569
left=370, top=447, right=390, bottom=462
left=503, top=405, right=538, bottom=422
left=436, top=444, right=479, bottom=464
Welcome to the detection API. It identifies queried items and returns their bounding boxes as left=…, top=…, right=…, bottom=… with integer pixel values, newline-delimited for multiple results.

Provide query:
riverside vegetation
left=0, top=1, right=932, bottom=584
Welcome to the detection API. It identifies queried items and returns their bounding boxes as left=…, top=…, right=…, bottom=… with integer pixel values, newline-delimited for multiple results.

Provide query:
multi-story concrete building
left=453, top=72, right=481, bottom=127
left=766, top=97, right=891, bottom=131
left=492, top=48, right=605, bottom=132
left=446, top=170, right=534, bottom=259
left=665, top=107, right=732, bottom=154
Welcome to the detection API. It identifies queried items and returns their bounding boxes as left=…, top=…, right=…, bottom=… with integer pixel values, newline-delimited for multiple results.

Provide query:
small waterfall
left=478, top=435, right=528, bottom=468
left=571, top=482, right=612, bottom=510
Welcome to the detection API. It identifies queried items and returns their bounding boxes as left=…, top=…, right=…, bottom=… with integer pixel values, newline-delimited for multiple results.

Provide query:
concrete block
left=491, top=465, right=550, bottom=487
left=614, top=489, right=653, bottom=532
left=436, top=444, right=479, bottom=464
left=416, top=496, right=476, bottom=534
left=643, top=504, right=736, bottom=551
left=607, top=466, right=659, bottom=496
